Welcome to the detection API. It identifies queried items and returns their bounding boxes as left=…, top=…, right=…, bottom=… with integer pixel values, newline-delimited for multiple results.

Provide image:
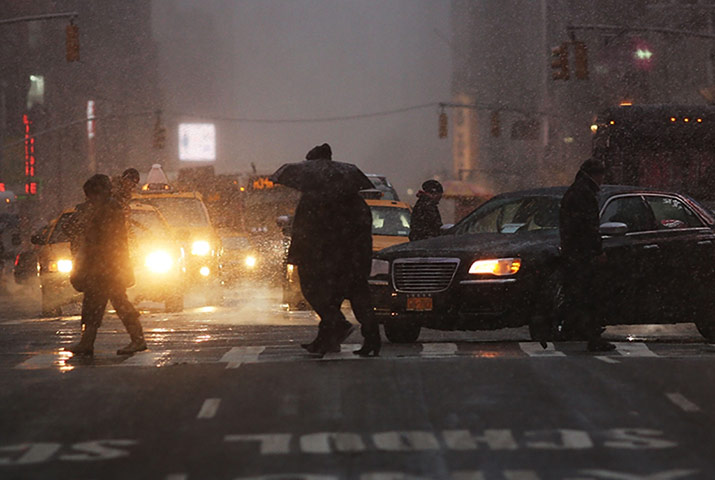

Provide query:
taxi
left=32, top=203, right=185, bottom=315
left=131, top=165, right=222, bottom=297
left=282, top=196, right=412, bottom=310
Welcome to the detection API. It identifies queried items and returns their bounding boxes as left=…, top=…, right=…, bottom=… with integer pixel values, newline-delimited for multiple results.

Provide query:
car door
left=643, top=194, right=715, bottom=317
left=599, top=194, right=662, bottom=324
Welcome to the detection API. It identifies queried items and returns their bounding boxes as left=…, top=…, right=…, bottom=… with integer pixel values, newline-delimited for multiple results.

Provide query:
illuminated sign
left=178, top=123, right=216, bottom=162
left=251, top=177, right=276, bottom=190
left=23, top=114, right=37, bottom=195
left=87, top=100, right=95, bottom=139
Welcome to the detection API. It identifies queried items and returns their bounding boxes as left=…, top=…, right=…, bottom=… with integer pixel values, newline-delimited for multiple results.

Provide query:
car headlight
left=245, top=255, right=257, bottom=268
left=145, top=250, right=173, bottom=273
left=370, top=259, right=390, bottom=277
left=191, top=240, right=211, bottom=256
left=56, top=259, right=73, bottom=273
left=468, top=258, right=521, bottom=276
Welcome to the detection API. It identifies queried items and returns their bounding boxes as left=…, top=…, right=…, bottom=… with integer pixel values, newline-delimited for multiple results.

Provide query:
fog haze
left=153, top=0, right=452, bottom=200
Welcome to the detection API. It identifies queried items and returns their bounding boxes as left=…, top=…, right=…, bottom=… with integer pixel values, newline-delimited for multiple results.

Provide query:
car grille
left=392, top=258, right=460, bottom=293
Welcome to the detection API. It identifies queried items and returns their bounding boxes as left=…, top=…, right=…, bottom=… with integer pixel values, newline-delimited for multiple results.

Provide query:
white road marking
left=421, top=343, right=458, bottom=357
left=596, top=356, right=620, bottom=364
left=121, top=351, right=171, bottom=366
left=165, top=475, right=187, bottom=480
left=578, top=469, right=697, bottom=480
left=224, top=434, right=291, bottom=454
left=299, top=432, right=366, bottom=453
left=15, top=354, right=60, bottom=369
left=220, top=346, right=265, bottom=369
left=518, top=342, right=565, bottom=357
left=614, top=342, right=658, bottom=357
left=197, top=398, right=221, bottom=419
left=665, top=393, right=701, bottom=413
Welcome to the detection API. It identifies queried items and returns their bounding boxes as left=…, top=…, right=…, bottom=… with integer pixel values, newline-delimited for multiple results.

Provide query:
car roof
left=493, top=184, right=680, bottom=199
left=133, top=191, right=203, bottom=200
left=365, top=199, right=411, bottom=209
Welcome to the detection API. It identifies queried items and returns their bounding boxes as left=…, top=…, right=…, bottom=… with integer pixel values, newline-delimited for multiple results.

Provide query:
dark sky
left=154, top=0, right=452, bottom=201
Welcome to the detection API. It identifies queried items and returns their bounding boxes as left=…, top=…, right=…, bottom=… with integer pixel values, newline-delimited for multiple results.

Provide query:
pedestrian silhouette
left=67, top=174, right=147, bottom=356
left=272, top=143, right=380, bottom=356
left=409, top=179, right=443, bottom=241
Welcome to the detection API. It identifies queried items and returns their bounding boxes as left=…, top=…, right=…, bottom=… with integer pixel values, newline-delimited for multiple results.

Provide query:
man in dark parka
left=67, top=174, right=146, bottom=356
left=409, top=179, right=443, bottom=241
left=559, top=159, right=615, bottom=352
left=288, top=144, right=380, bottom=356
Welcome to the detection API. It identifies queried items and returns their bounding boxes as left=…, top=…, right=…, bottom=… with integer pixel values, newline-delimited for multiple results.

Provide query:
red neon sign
left=23, top=114, right=36, bottom=194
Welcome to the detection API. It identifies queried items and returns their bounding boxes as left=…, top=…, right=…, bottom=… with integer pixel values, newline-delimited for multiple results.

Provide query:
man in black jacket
left=559, top=159, right=615, bottom=352
left=409, top=179, right=443, bottom=241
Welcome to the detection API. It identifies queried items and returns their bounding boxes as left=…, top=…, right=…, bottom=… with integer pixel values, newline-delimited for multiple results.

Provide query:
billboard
left=179, top=123, right=216, bottom=161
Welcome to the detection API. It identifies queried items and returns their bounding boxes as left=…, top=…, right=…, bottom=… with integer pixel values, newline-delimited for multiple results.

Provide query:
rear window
left=371, top=206, right=411, bottom=237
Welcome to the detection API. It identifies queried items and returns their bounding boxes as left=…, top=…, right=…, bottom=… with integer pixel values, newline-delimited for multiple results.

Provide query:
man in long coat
left=67, top=174, right=146, bottom=356
left=559, top=159, right=615, bottom=352
left=287, top=144, right=380, bottom=356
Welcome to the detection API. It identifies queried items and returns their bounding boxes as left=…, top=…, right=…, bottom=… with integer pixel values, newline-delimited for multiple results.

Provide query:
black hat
left=121, top=168, right=140, bottom=184
left=306, top=143, right=332, bottom=160
left=580, top=158, right=606, bottom=176
left=83, top=174, right=112, bottom=196
left=421, top=179, right=443, bottom=194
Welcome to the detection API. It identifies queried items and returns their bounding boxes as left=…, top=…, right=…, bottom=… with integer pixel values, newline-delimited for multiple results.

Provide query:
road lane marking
left=197, top=398, right=221, bottom=419
left=666, top=393, right=701, bottom=413
left=220, top=346, right=265, bottom=369
left=15, top=354, right=60, bottom=369
left=121, top=351, right=171, bottom=366
left=518, top=342, right=565, bottom=357
left=596, top=356, right=620, bottom=364
left=614, top=342, right=658, bottom=357
left=165, top=475, right=187, bottom=480
left=421, top=343, right=458, bottom=357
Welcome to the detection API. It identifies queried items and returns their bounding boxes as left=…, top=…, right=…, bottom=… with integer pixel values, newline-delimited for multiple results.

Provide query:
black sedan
left=369, top=186, right=715, bottom=343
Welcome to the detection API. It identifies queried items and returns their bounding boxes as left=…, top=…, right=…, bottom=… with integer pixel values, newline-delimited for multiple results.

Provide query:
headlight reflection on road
left=145, top=250, right=173, bottom=273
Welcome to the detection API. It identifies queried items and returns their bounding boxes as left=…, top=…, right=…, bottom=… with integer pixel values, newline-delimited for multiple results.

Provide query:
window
left=452, top=196, right=560, bottom=235
left=645, top=196, right=703, bottom=229
left=600, top=196, right=655, bottom=233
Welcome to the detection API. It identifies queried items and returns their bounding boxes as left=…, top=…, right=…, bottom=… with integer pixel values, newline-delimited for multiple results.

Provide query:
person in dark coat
left=112, top=168, right=140, bottom=213
left=67, top=174, right=147, bottom=356
left=288, top=144, right=380, bottom=356
left=559, top=159, right=615, bottom=352
left=409, top=179, right=443, bottom=241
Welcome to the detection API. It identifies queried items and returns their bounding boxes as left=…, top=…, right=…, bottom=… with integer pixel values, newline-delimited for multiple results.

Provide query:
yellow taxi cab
left=32, top=203, right=185, bottom=315
left=131, top=165, right=221, bottom=298
left=282, top=197, right=412, bottom=310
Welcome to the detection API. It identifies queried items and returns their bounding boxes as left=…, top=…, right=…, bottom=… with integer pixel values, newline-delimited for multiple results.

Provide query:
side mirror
left=30, top=233, right=46, bottom=245
left=600, top=222, right=628, bottom=236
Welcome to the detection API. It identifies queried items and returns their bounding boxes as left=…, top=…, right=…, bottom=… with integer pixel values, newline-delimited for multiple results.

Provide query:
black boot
left=117, top=314, right=147, bottom=355
left=68, top=324, right=98, bottom=356
left=316, top=322, right=355, bottom=356
left=354, top=323, right=381, bottom=357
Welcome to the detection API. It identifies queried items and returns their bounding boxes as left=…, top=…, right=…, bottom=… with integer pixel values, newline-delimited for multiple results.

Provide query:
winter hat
left=306, top=143, right=332, bottom=160
left=83, top=174, right=112, bottom=196
left=421, top=179, right=443, bottom=194
left=580, top=158, right=606, bottom=176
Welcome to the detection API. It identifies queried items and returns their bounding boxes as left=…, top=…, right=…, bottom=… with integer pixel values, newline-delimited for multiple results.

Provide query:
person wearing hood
left=409, top=179, right=443, bottom=241
left=67, top=174, right=147, bottom=356
left=286, top=143, right=380, bottom=357
left=559, top=159, right=615, bottom=352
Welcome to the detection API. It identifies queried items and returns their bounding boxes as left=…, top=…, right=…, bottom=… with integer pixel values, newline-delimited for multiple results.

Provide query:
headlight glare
left=370, top=259, right=390, bottom=277
left=145, top=250, right=173, bottom=273
left=191, top=240, right=211, bottom=256
left=468, top=258, right=521, bottom=276
left=245, top=255, right=257, bottom=268
left=57, top=259, right=73, bottom=273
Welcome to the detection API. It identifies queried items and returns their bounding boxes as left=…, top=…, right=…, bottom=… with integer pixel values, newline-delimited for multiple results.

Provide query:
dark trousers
left=561, top=256, right=603, bottom=340
left=81, top=285, right=140, bottom=332
left=299, top=265, right=379, bottom=341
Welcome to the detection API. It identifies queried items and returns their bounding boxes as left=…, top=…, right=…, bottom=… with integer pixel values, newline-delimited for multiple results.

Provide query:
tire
left=694, top=285, right=715, bottom=342
left=384, top=321, right=421, bottom=343
left=165, top=294, right=184, bottom=313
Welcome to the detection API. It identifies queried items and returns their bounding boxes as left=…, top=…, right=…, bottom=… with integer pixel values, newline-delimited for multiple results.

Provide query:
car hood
left=374, top=230, right=559, bottom=260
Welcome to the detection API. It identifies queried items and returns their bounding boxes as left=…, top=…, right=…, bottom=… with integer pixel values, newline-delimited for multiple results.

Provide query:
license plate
left=406, top=297, right=432, bottom=311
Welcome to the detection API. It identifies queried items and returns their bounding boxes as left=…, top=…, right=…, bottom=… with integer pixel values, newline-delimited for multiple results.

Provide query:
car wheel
left=384, top=322, right=421, bottom=343
left=41, top=289, right=62, bottom=317
left=165, top=294, right=184, bottom=313
left=694, top=286, right=715, bottom=342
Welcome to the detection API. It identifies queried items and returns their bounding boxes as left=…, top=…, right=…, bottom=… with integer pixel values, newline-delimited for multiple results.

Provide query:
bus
left=593, top=104, right=715, bottom=208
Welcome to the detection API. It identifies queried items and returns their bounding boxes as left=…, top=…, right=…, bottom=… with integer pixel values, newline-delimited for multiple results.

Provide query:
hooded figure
left=409, top=179, right=443, bottom=241
left=559, top=159, right=615, bottom=352
left=285, top=144, right=380, bottom=356
left=67, top=174, right=146, bottom=357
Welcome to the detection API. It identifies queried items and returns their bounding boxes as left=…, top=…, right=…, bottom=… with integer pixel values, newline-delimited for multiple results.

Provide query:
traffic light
left=573, top=41, right=588, bottom=80
left=490, top=111, right=500, bottom=137
left=551, top=43, right=569, bottom=81
left=438, top=111, right=448, bottom=138
left=66, top=23, right=80, bottom=62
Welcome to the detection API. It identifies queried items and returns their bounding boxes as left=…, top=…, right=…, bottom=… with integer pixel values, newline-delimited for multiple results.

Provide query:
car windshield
left=129, top=209, right=172, bottom=239
left=222, top=236, right=252, bottom=250
left=371, top=206, right=411, bottom=236
left=141, top=198, right=209, bottom=228
left=452, top=195, right=560, bottom=235
left=49, top=213, right=73, bottom=244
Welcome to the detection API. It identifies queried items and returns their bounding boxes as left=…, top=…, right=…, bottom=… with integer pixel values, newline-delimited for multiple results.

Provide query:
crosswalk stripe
left=613, top=342, right=658, bottom=357
left=518, top=342, right=565, bottom=357
left=220, top=346, right=265, bottom=368
left=121, top=351, right=171, bottom=366
left=421, top=343, right=458, bottom=357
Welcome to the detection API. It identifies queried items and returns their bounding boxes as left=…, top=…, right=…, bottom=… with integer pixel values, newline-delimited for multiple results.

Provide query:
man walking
left=559, top=159, right=615, bottom=352
left=67, top=174, right=147, bottom=356
left=409, top=179, right=443, bottom=241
